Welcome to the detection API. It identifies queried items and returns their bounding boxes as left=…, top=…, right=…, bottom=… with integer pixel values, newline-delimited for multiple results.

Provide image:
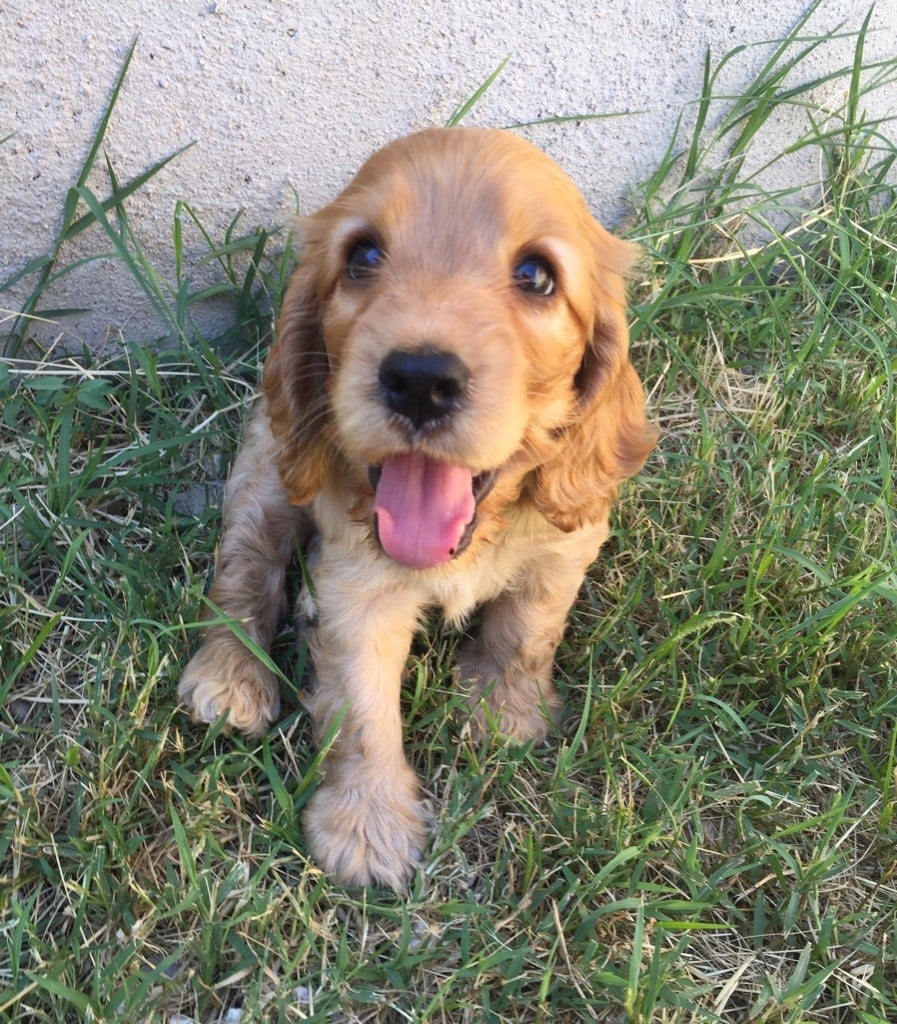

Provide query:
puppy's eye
left=347, top=240, right=384, bottom=280
left=514, top=256, right=555, bottom=296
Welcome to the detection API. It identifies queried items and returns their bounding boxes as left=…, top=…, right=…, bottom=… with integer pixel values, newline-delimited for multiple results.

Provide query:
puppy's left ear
left=533, top=228, right=659, bottom=531
left=263, top=223, right=338, bottom=506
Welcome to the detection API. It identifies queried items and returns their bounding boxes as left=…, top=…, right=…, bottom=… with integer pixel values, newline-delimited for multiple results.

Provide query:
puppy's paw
left=304, top=767, right=428, bottom=889
left=178, top=636, right=280, bottom=737
left=458, top=648, right=561, bottom=745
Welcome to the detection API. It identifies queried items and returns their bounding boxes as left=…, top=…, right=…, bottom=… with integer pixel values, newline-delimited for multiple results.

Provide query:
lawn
left=2, top=13, right=896, bottom=1024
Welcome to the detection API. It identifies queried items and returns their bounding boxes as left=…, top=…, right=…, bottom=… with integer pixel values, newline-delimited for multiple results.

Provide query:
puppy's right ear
left=263, top=236, right=336, bottom=506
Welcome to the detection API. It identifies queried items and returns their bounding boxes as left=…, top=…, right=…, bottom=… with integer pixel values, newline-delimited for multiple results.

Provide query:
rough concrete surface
left=1, top=0, right=895, bottom=348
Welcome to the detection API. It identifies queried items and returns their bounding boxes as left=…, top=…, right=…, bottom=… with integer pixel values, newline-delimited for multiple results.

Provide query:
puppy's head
left=265, top=127, right=657, bottom=569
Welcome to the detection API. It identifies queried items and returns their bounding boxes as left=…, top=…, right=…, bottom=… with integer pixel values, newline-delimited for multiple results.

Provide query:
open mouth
left=369, top=454, right=498, bottom=570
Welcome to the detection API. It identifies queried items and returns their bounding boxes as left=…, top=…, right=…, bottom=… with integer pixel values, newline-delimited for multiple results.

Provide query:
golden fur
left=178, top=127, right=658, bottom=888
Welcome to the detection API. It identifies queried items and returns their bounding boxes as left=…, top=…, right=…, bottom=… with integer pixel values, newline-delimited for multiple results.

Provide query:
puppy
left=179, top=127, right=657, bottom=888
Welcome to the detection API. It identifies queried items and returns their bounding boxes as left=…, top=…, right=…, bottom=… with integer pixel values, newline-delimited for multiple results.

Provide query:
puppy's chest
left=312, top=489, right=558, bottom=623
left=424, top=514, right=550, bottom=623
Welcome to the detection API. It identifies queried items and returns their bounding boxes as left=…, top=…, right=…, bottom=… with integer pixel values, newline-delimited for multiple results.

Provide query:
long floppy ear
left=262, top=229, right=338, bottom=506
left=533, top=230, right=659, bottom=532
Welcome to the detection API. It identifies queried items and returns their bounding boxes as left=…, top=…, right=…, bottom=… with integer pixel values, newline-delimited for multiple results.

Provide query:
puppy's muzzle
left=369, top=347, right=497, bottom=570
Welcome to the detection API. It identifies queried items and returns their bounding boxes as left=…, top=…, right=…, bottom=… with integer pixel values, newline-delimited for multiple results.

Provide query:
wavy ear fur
left=533, top=231, right=658, bottom=532
left=262, top=232, right=337, bottom=506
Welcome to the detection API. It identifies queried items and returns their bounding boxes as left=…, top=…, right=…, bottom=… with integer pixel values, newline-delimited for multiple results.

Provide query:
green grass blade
left=446, top=54, right=512, bottom=127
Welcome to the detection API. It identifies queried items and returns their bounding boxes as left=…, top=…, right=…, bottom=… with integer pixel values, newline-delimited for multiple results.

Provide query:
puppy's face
left=266, top=128, right=651, bottom=569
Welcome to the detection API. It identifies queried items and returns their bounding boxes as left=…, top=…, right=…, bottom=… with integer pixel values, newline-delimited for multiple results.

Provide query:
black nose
left=378, top=348, right=470, bottom=429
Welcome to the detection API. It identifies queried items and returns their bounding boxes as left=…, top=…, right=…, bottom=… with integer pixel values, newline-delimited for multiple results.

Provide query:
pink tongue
left=373, top=453, right=475, bottom=569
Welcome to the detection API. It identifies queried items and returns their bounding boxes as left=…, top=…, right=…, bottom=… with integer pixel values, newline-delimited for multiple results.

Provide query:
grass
left=2, top=9, right=897, bottom=1023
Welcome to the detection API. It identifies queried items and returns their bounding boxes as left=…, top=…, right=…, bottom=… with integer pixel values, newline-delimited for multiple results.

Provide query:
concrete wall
left=2, top=0, right=895, bottom=349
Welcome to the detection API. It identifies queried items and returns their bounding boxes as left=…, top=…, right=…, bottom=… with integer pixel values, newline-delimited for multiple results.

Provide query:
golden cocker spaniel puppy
left=179, top=127, right=658, bottom=889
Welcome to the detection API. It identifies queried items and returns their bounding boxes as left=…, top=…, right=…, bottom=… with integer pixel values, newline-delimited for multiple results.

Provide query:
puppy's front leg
left=179, top=403, right=310, bottom=736
left=460, top=522, right=610, bottom=743
left=301, top=556, right=427, bottom=889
